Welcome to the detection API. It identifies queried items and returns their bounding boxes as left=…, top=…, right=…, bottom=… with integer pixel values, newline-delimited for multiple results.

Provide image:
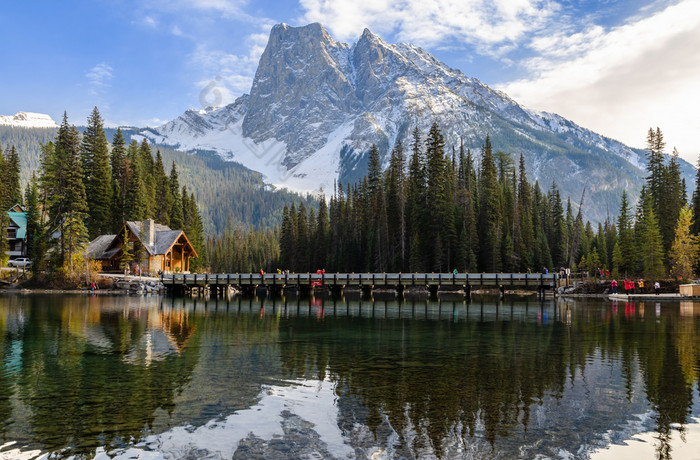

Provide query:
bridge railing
left=161, top=272, right=558, bottom=286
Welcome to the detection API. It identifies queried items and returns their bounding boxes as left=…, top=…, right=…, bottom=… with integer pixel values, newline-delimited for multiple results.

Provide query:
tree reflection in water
left=0, top=294, right=698, bottom=459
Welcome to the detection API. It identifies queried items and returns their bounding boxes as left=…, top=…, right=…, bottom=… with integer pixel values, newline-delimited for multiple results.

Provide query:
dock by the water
left=160, top=272, right=559, bottom=297
left=608, top=293, right=689, bottom=301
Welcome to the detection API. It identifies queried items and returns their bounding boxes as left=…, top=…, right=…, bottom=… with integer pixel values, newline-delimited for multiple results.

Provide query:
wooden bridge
left=160, top=272, right=559, bottom=297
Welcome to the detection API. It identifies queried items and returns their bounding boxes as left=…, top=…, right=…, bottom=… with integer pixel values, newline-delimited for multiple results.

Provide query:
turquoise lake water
left=1, top=293, right=699, bottom=459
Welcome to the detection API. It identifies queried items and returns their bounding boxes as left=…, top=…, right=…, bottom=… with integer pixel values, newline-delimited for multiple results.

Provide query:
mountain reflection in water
left=0, top=294, right=699, bottom=459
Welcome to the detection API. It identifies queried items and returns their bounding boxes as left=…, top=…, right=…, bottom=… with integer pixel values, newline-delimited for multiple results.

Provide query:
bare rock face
left=243, top=23, right=361, bottom=167
left=142, top=23, right=695, bottom=223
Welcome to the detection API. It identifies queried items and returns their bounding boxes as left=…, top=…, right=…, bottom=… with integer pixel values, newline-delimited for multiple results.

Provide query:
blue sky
left=2, top=0, right=699, bottom=162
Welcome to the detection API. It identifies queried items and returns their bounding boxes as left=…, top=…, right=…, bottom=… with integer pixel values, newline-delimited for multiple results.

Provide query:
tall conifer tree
left=616, top=191, right=635, bottom=276
left=169, top=163, right=184, bottom=229
left=110, top=128, right=128, bottom=231
left=153, top=150, right=172, bottom=226
left=41, top=113, right=89, bottom=270
left=478, top=136, right=501, bottom=271
left=124, top=140, right=148, bottom=221
left=5, top=146, right=22, bottom=206
left=0, top=151, right=8, bottom=266
left=82, top=107, right=113, bottom=238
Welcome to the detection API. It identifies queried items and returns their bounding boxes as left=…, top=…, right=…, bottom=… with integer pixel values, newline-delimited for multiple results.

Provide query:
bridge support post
left=428, top=285, right=439, bottom=298
left=241, top=285, right=256, bottom=296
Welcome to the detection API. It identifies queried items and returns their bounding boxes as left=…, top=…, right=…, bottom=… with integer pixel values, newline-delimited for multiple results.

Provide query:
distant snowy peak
left=0, top=111, right=58, bottom=128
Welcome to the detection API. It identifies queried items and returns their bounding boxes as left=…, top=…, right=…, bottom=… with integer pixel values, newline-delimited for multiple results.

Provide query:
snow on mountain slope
left=0, top=111, right=58, bottom=128
left=138, top=23, right=693, bottom=223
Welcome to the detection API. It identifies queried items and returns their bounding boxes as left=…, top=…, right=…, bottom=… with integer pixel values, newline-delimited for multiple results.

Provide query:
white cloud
left=298, top=0, right=557, bottom=54
left=86, top=63, right=113, bottom=97
left=188, top=27, right=271, bottom=107
left=141, top=0, right=254, bottom=21
left=500, top=0, right=700, bottom=162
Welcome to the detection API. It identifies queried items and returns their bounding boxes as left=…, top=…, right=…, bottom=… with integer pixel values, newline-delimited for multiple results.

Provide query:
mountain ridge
left=134, top=23, right=693, bottom=222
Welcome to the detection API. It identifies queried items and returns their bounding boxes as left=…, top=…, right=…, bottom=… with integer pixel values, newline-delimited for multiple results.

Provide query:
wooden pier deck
left=160, top=272, right=559, bottom=296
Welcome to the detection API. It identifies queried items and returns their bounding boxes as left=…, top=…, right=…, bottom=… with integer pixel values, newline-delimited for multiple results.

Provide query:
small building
left=87, top=219, right=198, bottom=274
left=4, top=204, right=27, bottom=259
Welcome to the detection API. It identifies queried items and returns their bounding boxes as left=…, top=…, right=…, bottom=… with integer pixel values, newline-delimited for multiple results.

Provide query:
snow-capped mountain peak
left=0, top=111, right=58, bottom=128
left=139, top=23, right=693, bottom=223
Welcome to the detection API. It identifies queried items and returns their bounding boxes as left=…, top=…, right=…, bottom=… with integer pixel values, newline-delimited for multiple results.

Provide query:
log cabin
left=87, top=219, right=198, bottom=274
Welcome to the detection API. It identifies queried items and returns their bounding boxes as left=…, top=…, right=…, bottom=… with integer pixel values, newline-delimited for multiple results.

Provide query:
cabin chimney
left=143, top=219, right=155, bottom=248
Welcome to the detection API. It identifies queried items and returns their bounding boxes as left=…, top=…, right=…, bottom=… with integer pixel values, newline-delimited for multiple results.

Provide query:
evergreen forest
left=4, top=112, right=700, bottom=282
left=270, top=124, right=700, bottom=280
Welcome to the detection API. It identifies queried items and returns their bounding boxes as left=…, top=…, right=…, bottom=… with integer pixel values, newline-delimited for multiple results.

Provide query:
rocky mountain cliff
left=139, top=23, right=694, bottom=223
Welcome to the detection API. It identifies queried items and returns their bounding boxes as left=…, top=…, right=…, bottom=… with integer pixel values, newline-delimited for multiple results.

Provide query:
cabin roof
left=7, top=203, right=26, bottom=213
left=154, top=230, right=185, bottom=255
left=87, top=234, right=117, bottom=259
left=6, top=212, right=27, bottom=239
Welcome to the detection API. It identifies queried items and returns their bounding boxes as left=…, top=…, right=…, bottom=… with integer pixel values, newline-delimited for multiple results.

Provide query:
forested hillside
left=269, top=124, right=698, bottom=281
left=0, top=123, right=314, bottom=234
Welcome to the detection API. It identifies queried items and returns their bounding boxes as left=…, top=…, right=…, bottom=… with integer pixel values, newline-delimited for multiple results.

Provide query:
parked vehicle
left=7, top=258, right=32, bottom=268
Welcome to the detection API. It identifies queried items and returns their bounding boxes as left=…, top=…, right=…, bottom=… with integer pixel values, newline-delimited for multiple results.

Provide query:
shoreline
left=0, top=287, right=163, bottom=295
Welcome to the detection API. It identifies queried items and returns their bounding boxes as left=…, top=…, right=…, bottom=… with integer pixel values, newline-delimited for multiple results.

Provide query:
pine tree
left=169, top=163, right=184, bottom=229
left=316, top=197, right=330, bottom=268
left=636, top=193, right=665, bottom=279
left=153, top=150, right=172, bottom=225
left=365, top=145, right=385, bottom=270
left=646, top=127, right=666, bottom=215
left=658, top=147, right=685, bottom=254
left=385, top=139, right=406, bottom=271
left=296, top=203, right=309, bottom=271
left=139, top=139, right=156, bottom=216
left=669, top=206, right=698, bottom=280
left=424, top=123, right=451, bottom=271
left=616, top=191, right=635, bottom=277
left=514, top=154, right=534, bottom=271
left=596, top=222, right=608, bottom=270
left=478, top=135, right=501, bottom=272
left=82, top=107, right=113, bottom=239
left=279, top=205, right=294, bottom=269
left=24, top=173, right=46, bottom=275
left=406, top=127, right=426, bottom=269
left=41, top=113, right=89, bottom=271
left=547, top=181, right=566, bottom=267
left=5, top=146, right=22, bottom=206
left=0, top=151, right=7, bottom=266
left=186, top=191, right=206, bottom=271
left=123, top=140, right=148, bottom=221
left=120, top=227, right=133, bottom=275
left=110, top=128, right=128, bottom=231
left=463, top=146, right=479, bottom=271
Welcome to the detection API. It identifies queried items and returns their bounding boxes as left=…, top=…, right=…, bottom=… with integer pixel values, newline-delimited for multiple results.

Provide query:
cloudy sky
left=2, top=0, right=698, bottom=162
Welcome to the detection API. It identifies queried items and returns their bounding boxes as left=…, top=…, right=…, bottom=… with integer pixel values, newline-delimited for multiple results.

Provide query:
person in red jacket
left=611, top=279, right=618, bottom=294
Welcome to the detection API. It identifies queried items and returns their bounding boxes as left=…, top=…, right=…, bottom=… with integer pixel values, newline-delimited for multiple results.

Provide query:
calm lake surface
left=1, top=293, right=700, bottom=459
